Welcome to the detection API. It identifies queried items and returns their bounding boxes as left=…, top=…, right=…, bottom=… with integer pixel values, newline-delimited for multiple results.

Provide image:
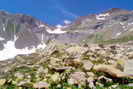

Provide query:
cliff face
left=0, top=11, right=51, bottom=50
left=0, top=11, right=52, bottom=59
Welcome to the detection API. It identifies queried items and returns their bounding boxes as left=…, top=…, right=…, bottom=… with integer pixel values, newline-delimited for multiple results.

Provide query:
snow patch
left=3, top=24, right=6, bottom=31
left=37, top=43, right=46, bottom=49
left=41, top=33, right=44, bottom=41
left=96, top=13, right=110, bottom=20
left=38, top=24, right=45, bottom=28
left=120, top=22, right=125, bottom=26
left=0, top=37, right=5, bottom=41
left=0, top=36, right=46, bottom=60
left=64, top=20, right=71, bottom=25
left=46, top=28, right=66, bottom=34
left=46, top=24, right=67, bottom=34
left=122, top=26, right=126, bottom=29
left=116, top=32, right=121, bottom=37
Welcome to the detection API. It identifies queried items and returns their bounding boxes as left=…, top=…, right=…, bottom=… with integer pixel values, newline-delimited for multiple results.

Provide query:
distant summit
left=105, top=8, right=126, bottom=13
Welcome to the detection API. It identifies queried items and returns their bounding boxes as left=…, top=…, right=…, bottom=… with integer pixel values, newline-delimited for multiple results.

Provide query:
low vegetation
left=0, top=43, right=133, bottom=89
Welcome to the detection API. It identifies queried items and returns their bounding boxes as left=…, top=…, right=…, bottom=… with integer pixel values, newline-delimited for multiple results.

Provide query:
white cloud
left=51, top=0, right=79, bottom=19
left=64, top=20, right=71, bottom=25
left=60, top=8, right=78, bottom=18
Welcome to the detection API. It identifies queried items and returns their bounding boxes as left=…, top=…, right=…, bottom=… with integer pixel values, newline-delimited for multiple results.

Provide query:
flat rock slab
left=124, top=60, right=133, bottom=75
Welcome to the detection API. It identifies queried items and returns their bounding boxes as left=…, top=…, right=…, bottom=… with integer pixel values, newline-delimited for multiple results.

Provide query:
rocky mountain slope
left=0, top=11, right=66, bottom=60
left=1, top=8, right=133, bottom=60
left=0, top=11, right=50, bottom=48
left=1, top=8, right=133, bottom=45
left=61, top=8, right=133, bottom=44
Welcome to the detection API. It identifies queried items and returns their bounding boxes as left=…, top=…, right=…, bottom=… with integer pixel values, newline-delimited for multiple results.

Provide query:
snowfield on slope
left=96, top=13, right=110, bottom=20
left=46, top=24, right=67, bottom=34
left=0, top=36, right=46, bottom=60
left=0, top=24, right=67, bottom=60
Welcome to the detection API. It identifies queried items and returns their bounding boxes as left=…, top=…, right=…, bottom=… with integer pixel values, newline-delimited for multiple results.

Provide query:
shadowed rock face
left=0, top=11, right=51, bottom=50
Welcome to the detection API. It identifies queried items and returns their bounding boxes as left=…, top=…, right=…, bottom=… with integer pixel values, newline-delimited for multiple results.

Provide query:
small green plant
left=98, top=35, right=133, bottom=44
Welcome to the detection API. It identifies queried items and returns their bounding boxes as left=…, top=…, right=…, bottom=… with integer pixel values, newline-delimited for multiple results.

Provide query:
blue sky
left=0, top=0, right=133, bottom=25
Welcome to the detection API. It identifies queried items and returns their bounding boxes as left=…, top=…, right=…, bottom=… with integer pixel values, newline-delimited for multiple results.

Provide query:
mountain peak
left=105, top=8, right=130, bottom=14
